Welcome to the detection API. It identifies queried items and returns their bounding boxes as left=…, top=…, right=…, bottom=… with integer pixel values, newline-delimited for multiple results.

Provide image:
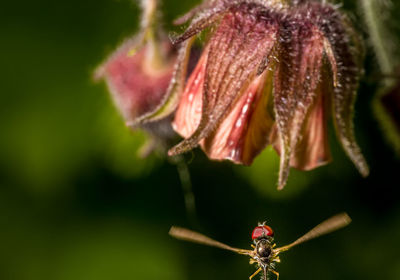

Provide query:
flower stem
left=361, top=0, right=400, bottom=153
left=174, top=155, right=198, bottom=225
left=360, top=0, right=395, bottom=83
left=141, top=0, right=166, bottom=71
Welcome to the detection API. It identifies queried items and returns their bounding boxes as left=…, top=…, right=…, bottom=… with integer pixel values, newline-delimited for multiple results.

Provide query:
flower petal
left=169, top=4, right=279, bottom=156
left=172, top=47, right=208, bottom=138
left=273, top=25, right=325, bottom=189
left=202, top=69, right=275, bottom=165
left=288, top=72, right=332, bottom=170
left=313, top=4, right=369, bottom=177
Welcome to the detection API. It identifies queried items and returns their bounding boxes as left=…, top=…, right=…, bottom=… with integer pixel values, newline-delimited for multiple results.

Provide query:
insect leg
left=249, top=267, right=262, bottom=280
left=270, top=268, right=279, bottom=280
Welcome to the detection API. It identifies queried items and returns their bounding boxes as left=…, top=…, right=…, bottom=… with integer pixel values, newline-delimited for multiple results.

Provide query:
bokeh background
left=1, top=0, right=399, bottom=280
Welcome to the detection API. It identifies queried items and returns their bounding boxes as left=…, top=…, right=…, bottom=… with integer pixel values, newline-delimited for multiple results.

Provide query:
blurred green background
left=1, top=0, right=399, bottom=280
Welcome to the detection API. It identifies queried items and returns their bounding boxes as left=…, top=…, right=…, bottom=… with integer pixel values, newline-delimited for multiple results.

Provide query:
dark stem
left=175, top=155, right=198, bottom=225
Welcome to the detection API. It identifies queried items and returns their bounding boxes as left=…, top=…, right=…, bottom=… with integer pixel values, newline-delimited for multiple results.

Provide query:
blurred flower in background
left=95, top=0, right=178, bottom=157
left=94, top=0, right=197, bottom=219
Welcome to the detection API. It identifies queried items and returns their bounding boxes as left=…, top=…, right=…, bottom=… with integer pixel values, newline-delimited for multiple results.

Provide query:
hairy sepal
left=169, top=6, right=278, bottom=156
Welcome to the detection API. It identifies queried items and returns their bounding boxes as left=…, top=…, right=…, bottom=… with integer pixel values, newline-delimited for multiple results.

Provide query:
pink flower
left=160, top=0, right=369, bottom=188
left=94, top=0, right=178, bottom=156
left=95, top=39, right=176, bottom=125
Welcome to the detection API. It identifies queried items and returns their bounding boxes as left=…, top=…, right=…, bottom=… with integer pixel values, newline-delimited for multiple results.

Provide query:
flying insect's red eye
left=251, top=225, right=274, bottom=240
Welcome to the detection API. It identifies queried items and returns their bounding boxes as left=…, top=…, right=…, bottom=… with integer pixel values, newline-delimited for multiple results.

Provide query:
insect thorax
left=255, top=237, right=273, bottom=265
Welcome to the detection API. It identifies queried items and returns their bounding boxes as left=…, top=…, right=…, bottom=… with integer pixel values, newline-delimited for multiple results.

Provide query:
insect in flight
left=169, top=212, right=351, bottom=280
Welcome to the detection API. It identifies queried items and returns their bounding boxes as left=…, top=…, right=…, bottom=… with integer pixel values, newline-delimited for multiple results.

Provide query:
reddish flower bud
left=94, top=0, right=178, bottom=156
left=95, top=39, right=176, bottom=124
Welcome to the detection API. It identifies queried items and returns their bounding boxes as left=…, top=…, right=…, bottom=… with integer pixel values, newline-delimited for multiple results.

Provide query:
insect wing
left=275, top=212, right=351, bottom=253
left=169, top=226, right=252, bottom=255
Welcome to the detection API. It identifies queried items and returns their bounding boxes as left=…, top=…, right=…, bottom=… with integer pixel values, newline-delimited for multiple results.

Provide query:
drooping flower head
left=154, top=0, right=369, bottom=189
left=94, top=0, right=179, bottom=156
